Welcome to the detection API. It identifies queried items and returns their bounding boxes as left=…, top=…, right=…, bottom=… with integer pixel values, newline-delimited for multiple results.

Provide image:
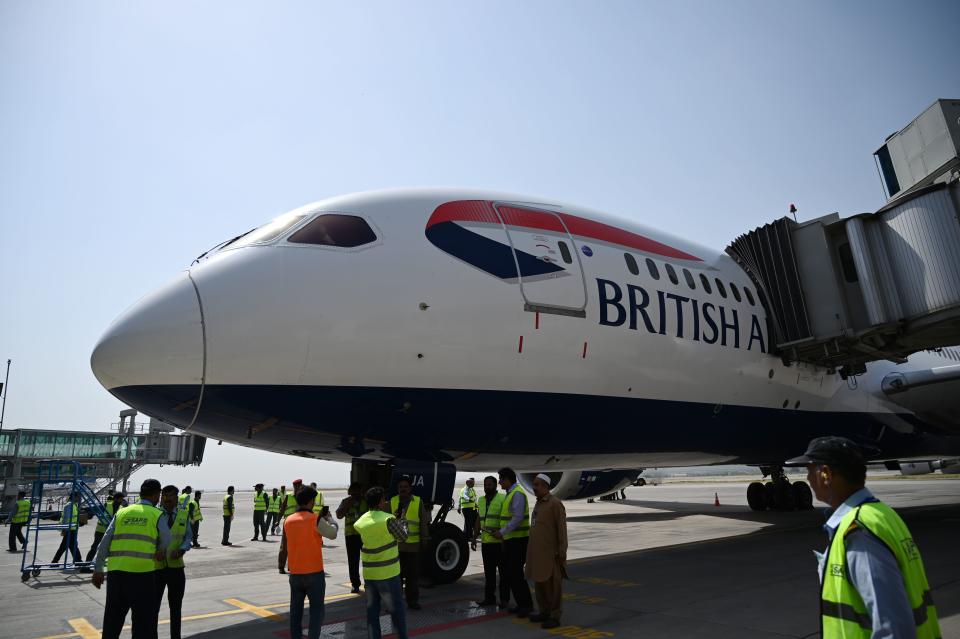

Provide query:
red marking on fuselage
left=518, top=335, right=524, bottom=353
left=582, top=341, right=588, bottom=359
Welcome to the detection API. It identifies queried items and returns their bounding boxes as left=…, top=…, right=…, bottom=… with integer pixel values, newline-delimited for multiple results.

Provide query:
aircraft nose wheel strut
left=747, top=466, right=813, bottom=511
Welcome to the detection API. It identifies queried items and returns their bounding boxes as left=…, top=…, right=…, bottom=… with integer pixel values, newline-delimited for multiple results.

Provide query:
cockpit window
left=225, top=213, right=307, bottom=249
left=287, top=214, right=377, bottom=247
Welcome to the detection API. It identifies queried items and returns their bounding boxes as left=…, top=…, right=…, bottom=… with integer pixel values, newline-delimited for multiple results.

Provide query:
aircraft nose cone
left=91, top=271, right=205, bottom=425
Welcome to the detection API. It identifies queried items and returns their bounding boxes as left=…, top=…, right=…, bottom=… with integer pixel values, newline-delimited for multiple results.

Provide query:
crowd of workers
left=2, top=435, right=945, bottom=639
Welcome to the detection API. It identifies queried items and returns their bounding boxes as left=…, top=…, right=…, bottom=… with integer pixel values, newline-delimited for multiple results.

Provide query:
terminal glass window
left=699, top=273, right=712, bottom=294
left=288, top=214, right=377, bottom=247
left=664, top=263, right=679, bottom=285
left=645, top=258, right=660, bottom=280
left=624, top=253, right=639, bottom=275
left=683, top=268, right=696, bottom=290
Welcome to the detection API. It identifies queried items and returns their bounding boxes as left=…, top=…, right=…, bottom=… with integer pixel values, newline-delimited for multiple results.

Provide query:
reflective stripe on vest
left=821, top=501, right=941, bottom=639
left=254, top=491, right=266, bottom=511
left=389, top=495, right=421, bottom=544
left=60, top=503, right=79, bottom=531
left=459, top=486, right=477, bottom=509
left=478, top=492, right=507, bottom=544
left=344, top=499, right=368, bottom=536
left=312, top=492, right=325, bottom=513
left=284, top=511, right=325, bottom=574
left=355, top=510, right=401, bottom=580
left=284, top=494, right=298, bottom=517
left=223, top=494, right=233, bottom=516
left=108, top=504, right=161, bottom=573
left=191, top=500, right=203, bottom=523
left=13, top=499, right=31, bottom=524
left=157, top=507, right=190, bottom=570
left=96, top=501, right=116, bottom=533
left=499, top=484, right=529, bottom=540
left=268, top=495, right=281, bottom=513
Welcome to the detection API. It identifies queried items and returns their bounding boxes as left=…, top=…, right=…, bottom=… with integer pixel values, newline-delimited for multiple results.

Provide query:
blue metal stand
left=20, top=461, right=110, bottom=582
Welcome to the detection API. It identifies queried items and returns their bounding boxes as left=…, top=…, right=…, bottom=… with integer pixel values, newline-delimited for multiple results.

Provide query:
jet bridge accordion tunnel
left=727, top=180, right=960, bottom=377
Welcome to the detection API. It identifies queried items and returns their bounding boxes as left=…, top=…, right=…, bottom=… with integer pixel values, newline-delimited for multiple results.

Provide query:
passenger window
left=624, top=253, right=639, bottom=275
left=664, top=263, right=679, bottom=285
left=715, top=278, right=727, bottom=298
left=645, top=258, right=660, bottom=280
left=287, top=214, right=377, bottom=247
left=744, top=288, right=755, bottom=305
left=730, top=283, right=742, bottom=302
left=699, top=273, right=712, bottom=294
left=683, top=268, right=696, bottom=290
left=558, top=241, right=573, bottom=264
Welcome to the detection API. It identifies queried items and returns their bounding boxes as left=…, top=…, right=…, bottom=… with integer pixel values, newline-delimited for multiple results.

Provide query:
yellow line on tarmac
left=224, top=597, right=285, bottom=621
left=65, top=619, right=99, bottom=639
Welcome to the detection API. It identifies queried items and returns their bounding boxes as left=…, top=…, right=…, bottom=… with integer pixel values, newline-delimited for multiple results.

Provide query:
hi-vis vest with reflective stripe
left=821, top=501, right=940, bottom=639
left=459, top=486, right=477, bottom=509
left=284, top=493, right=297, bottom=517
left=390, top=495, right=421, bottom=545
left=355, top=510, right=401, bottom=580
left=223, top=494, right=234, bottom=516
left=13, top=498, right=31, bottom=524
left=268, top=495, right=281, bottom=513
left=60, top=502, right=79, bottom=532
left=178, top=493, right=190, bottom=507
left=344, top=499, right=368, bottom=536
left=157, top=507, right=190, bottom=570
left=96, top=501, right=116, bottom=533
left=478, top=493, right=506, bottom=544
left=254, top=490, right=267, bottom=511
left=499, top=484, right=529, bottom=540
left=312, top=491, right=325, bottom=513
left=108, top=504, right=161, bottom=573
left=191, top=500, right=203, bottom=523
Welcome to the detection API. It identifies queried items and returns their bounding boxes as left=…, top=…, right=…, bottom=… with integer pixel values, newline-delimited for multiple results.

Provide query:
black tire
left=31, top=569, right=40, bottom=577
left=427, top=522, right=469, bottom=584
left=746, top=482, right=765, bottom=511
left=635, top=478, right=646, bottom=486
left=792, top=481, right=813, bottom=510
left=21, top=571, right=30, bottom=582
left=762, top=481, right=776, bottom=510
left=773, top=482, right=797, bottom=510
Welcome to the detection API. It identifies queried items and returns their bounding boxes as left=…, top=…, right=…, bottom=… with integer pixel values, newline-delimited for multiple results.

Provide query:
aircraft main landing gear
left=747, top=466, right=813, bottom=511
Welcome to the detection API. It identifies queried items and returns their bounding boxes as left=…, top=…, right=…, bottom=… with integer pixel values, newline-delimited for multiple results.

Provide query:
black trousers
left=481, top=542, right=510, bottom=604
left=502, top=537, right=532, bottom=609
left=52, top=531, right=81, bottom=564
left=222, top=516, right=231, bottom=543
left=398, top=550, right=420, bottom=605
left=8, top=522, right=26, bottom=551
left=155, top=567, right=186, bottom=639
left=192, top=521, right=200, bottom=546
left=102, top=570, right=158, bottom=639
left=86, top=531, right=105, bottom=562
left=345, top=533, right=362, bottom=589
left=252, top=510, right=266, bottom=539
left=265, top=512, right=278, bottom=534
left=463, top=509, right=478, bottom=538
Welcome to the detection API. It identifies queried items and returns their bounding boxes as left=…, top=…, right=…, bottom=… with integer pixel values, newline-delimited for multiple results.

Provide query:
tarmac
left=1, top=478, right=957, bottom=639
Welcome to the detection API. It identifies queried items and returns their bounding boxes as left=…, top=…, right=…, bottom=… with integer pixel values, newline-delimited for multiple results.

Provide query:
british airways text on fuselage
left=595, top=278, right=767, bottom=353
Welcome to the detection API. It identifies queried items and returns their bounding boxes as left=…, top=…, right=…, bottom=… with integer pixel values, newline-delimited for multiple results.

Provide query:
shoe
left=192, top=543, right=200, bottom=548
left=513, top=608, right=531, bottom=618
left=528, top=613, right=547, bottom=623
left=541, top=619, right=560, bottom=629
left=279, top=569, right=286, bottom=574
left=408, top=602, right=422, bottom=610
left=222, top=541, right=232, bottom=546
left=498, top=601, right=509, bottom=610
left=475, top=599, right=496, bottom=606
left=250, top=538, right=258, bottom=542
left=351, top=587, right=361, bottom=594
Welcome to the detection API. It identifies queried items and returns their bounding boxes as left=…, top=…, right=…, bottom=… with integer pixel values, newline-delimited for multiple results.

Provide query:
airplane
left=90, top=188, right=960, bottom=582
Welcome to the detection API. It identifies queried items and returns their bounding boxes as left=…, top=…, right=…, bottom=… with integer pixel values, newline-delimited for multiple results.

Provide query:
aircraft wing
left=881, top=364, right=960, bottom=433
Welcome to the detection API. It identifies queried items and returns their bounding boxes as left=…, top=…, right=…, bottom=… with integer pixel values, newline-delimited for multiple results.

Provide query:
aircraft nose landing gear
left=747, top=466, right=813, bottom=511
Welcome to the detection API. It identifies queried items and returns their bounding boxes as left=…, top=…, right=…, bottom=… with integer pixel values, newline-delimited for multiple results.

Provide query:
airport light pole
left=0, top=359, right=10, bottom=434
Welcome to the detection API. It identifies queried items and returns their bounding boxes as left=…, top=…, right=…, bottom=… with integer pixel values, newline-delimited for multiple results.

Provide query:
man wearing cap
left=457, top=478, right=478, bottom=542
left=785, top=436, right=941, bottom=639
left=252, top=483, right=269, bottom=541
left=525, top=474, right=567, bottom=629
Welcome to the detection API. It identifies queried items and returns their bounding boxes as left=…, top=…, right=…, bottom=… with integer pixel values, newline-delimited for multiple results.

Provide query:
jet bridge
left=727, top=99, right=960, bottom=376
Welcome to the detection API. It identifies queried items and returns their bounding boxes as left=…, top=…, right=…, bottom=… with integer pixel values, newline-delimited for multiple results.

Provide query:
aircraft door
left=494, top=204, right=588, bottom=317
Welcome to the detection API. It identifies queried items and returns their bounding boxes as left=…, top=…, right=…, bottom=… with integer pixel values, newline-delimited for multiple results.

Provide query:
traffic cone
left=714, top=492, right=720, bottom=507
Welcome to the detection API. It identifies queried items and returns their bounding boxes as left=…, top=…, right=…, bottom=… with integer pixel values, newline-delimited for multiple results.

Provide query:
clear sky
left=2, top=2, right=958, bottom=489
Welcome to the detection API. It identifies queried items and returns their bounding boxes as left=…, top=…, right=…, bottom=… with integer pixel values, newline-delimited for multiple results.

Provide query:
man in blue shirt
left=156, top=485, right=193, bottom=639
left=785, top=436, right=939, bottom=639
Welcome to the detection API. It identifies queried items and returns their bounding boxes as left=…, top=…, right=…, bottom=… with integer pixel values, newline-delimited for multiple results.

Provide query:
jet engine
left=518, top=469, right=642, bottom=500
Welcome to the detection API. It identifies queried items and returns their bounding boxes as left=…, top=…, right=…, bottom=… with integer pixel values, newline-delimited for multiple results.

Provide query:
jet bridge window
left=624, top=253, right=639, bottom=275
left=645, top=258, right=660, bottom=280
left=664, top=263, right=679, bottom=286
left=287, top=214, right=377, bottom=247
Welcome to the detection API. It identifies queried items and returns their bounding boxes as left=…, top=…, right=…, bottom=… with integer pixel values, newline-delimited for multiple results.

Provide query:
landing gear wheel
left=762, top=481, right=776, bottom=510
left=792, top=481, right=813, bottom=510
left=746, top=482, right=766, bottom=511
left=427, top=522, right=469, bottom=584
left=773, top=481, right=797, bottom=510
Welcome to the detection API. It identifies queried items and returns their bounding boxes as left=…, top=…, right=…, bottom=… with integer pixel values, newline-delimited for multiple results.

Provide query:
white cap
left=535, top=473, right=552, bottom=486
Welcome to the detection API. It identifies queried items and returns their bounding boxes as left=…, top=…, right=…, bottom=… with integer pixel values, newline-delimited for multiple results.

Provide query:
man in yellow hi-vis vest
left=156, top=485, right=194, bottom=639
left=493, top=467, right=533, bottom=617
left=354, top=486, right=409, bottom=639
left=8, top=490, right=31, bottom=553
left=91, top=478, right=170, bottom=639
left=390, top=476, right=430, bottom=610
left=786, top=437, right=941, bottom=639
